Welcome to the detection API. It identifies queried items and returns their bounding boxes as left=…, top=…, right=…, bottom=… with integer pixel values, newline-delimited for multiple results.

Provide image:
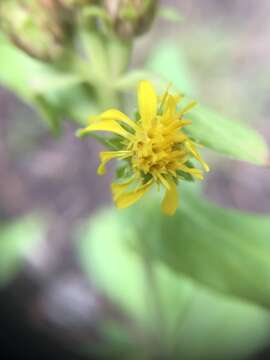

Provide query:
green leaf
left=29, top=72, right=83, bottom=94
left=130, top=185, right=270, bottom=310
left=76, top=204, right=270, bottom=359
left=76, top=209, right=193, bottom=342
left=158, top=6, right=183, bottom=23
left=0, top=35, right=98, bottom=129
left=0, top=35, right=80, bottom=97
left=147, top=41, right=269, bottom=165
left=188, top=105, right=269, bottom=165
left=0, top=34, right=45, bottom=100
left=33, top=95, right=62, bottom=135
left=174, top=289, right=270, bottom=360
left=147, top=42, right=197, bottom=96
left=0, top=215, right=44, bottom=287
left=41, top=83, right=98, bottom=126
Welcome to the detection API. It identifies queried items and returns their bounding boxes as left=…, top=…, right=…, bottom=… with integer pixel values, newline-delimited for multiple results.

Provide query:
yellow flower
left=78, top=80, right=209, bottom=215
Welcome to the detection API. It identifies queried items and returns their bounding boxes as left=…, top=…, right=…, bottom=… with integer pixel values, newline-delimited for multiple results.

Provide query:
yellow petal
left=98, top=151, right=131, bottom=175
left=185, top=140, right=209, bottom=172
left=78, top=120, right=132, bottom=139
left=138, top=80, right=157, bottom=128
left=190, top=170, right=204, bottom=180
left=173, top=94, right=184, bottom=104
left=180, top=165, right=204, bottom=180
left=90, top=109, right=138, bottom=131
left=179, top=118, right=192, bottom=127
left=162, top=95, right=181, bottom=126
left=179, top=100, right=197, bottom=116
left=161, top=179, right=179, bottom=216
left=174, top=132, right=188, bottom=143
left=111, top=177, right=135, bottom=200
left=113, top=180, right=153, bottom=209
left=154, top=172, right=171, bottom=190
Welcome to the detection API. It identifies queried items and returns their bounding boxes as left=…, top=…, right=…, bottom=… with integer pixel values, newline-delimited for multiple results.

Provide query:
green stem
left=107, top=36, right=133, bottom=78
left=78, top=29, right=132, bottom=110
left=95, top=85, right=121, bottom=110
left=81, top=30, right=109, bottom=82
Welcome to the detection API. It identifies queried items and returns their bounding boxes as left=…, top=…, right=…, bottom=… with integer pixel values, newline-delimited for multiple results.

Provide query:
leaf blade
left=136, top=187, right=270, bottom=310
left=147, top=41, right=269, bottom=165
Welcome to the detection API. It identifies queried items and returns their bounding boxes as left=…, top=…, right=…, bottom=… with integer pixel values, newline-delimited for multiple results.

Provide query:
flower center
left=130, top=124, right=186, bottom=177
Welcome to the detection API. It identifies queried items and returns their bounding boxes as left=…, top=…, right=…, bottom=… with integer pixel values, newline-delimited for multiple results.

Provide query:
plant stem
left=107, top=36, right=133, bottom=78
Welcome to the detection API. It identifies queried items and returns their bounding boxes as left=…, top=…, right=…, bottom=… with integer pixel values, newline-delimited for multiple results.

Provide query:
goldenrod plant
left=0, top=1, right=270, bottom=359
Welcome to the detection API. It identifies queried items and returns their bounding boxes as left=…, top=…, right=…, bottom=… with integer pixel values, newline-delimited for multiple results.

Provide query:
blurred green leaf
left=175, top=289, right=270, bottom=360
left=188, top=105, right=269, bottom=165
left=0, top=34, right=45, bottom=99
left=158, top=6, right=183, bottom=23
left=40, top=83, right=98, bottom=126
left=30, top=72, right=83, bottom=94
left=76, top=209, right=193, bottom=343
left=130, top=185, right=270, bottom=310
left=147, top=42, right=269, bottom=165
left=0, top=215, right=44, bottom=287
left=0, top=34, right=97, bottom=130
left=33, top=95, right=62, bottom=135
left=147, top=42, right=197, bottom=96
left=76, top=201, right=270, bottom=358
left=0, top=35, right=80, bottom=97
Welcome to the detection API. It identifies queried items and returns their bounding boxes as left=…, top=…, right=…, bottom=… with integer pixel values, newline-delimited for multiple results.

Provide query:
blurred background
left=1, top=0, right=270, bottom=359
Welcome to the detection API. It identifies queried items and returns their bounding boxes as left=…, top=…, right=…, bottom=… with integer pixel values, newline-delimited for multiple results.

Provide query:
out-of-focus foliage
left=0, top=0, right=75, bottom=62
left=130, top=185, right=270, bottom=309
left=158, top=5, right=183, bottom=23
left=0, top=14, right=268, bottom=165
left=147, top=42, right=269, bottom=165
left=175, top=290, right=270, bottom=360
left=188, top=105, right=268, bottom=165
left=0, top=215, right=44, bottom=287
left=77, top=207, right=193, bottom=333
left=0, top=2, right=270, bottom=359
left=0, top=34, right=97, bottom=133
left=76, top=196, right=270, bottom=359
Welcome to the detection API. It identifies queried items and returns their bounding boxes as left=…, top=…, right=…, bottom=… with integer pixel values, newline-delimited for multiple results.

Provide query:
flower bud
left=0, top=0, right=75, bottom=62
left=103, top=0, right=158, bottom=39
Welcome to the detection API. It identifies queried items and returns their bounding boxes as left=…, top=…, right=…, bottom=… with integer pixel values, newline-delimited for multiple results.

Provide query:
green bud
left=0, top=0, right=75, bottom=62
left=103, top=0, right=158, bottom=39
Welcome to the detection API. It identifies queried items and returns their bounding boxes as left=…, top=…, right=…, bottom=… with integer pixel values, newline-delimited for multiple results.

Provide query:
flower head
left=0, top=0, right=74, bottom=62
left=78, top=80, right=209, bottom=215
left=103, top=0, right=158, bottom=39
